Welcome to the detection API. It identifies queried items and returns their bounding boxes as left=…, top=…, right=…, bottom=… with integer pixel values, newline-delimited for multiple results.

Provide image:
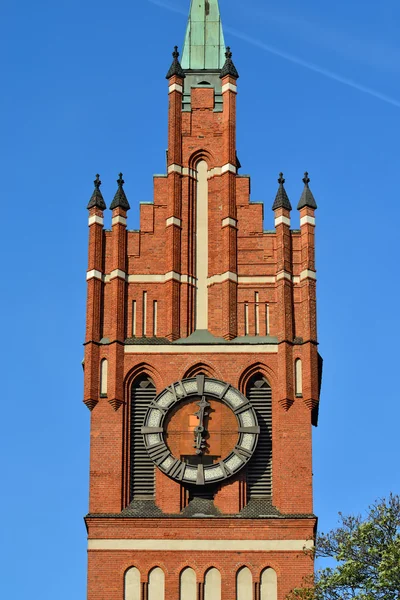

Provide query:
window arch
left=236, top=567, right=253, bottom=600
left=124, top=567, right=140, bottom=600
left=204, top=568, right=221, bottom=600
left=260, top=568, right=277, bottom=600
left=100, top=359, right=108, bottom=396
left=246, top=375, right=272, bottom=499
left=130, top=375, right=156, bottom=500
left=295, top=359, right=303, bottom=397
left=180, top=567, right=196, bottom=600
left=148, top=567, right=165, bottom=600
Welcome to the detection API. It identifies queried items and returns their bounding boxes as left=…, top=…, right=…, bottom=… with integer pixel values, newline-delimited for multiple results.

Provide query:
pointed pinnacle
left=110, top=172, right=130, bottom=211
left=220, top=46, right=240, bottom=79
left=297, top=172, right=317, bottom=210
left=87, top=173, right=106, bottom=210
left=166, top=45, right=186, bottom=79
left=272, top=172, right=292, bottom=211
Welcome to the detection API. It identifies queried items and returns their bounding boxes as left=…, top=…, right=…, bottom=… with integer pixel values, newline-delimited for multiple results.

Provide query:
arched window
left=236, top=567, right=253, bottom=600
left=204, top=568, right=221, bottom=600
left=130, top=375, right=156, bottom=500
left=124, top=567, right=140, bottom=600
left=260, top=568, right=277, bottom=600
left=148, top=567, right=165, bottom=600
left=180, top=567, right=196, bottom=600
left=246, top=375, right=272, bottom=499
left=100, top=359, right=108, bottom=396
left=295, top=359, right=303, bottom=397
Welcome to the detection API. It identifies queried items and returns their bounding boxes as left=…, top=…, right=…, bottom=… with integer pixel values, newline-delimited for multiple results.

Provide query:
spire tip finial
left=303, top=172, right=310, bottom=186
left=278, top=172, right=285, bottom=185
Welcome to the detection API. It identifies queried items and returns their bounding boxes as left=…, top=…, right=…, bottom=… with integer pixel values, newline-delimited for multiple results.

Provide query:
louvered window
left=130, top=377, right=156, bottom=500
left=246, top=376, right=272, bottom=498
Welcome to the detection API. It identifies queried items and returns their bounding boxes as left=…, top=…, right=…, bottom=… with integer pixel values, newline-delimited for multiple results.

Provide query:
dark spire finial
left=87, top=173, right=106, bottom=210
left=298, top=171, right=317, bottom=210
left=220, top=46, right=239, bottom=79
left=166, top=45, right=186, bottom=79
left=110, top=172, right=130, bottom=211
left=272, top=172, right=292, bottom=211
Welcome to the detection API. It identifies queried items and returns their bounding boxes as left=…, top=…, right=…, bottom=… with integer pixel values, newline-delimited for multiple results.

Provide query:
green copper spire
left=181, top=0, right=226, bottom=70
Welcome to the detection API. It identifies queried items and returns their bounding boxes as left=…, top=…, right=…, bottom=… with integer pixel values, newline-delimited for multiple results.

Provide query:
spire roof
left=110, top=173, right=130, bottom=211
left=272, top=173, right=292, bottom=211
left=166, top=46, right=186, bottom=79
left=220, top=47, right=239, bottom=79
left=181, top=0, right=226, bottom=70
left=297, top=172, right=317, bottom=210
left=87, top=174, right=106, bottom=210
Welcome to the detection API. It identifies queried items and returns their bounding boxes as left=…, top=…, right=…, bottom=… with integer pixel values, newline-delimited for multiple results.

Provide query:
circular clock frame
left=141, top=376, right=260, bottom=486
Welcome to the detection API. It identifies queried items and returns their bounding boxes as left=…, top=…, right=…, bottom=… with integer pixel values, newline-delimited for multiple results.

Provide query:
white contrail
left=147, top=0, right=400, bottom=109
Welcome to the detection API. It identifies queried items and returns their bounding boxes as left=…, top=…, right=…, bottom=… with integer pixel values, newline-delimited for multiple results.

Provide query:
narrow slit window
left=100, top=359, right=108, bottom=397
left=255, top=292, right=260, bottom=336
left=295, top=359, right=303, bottom=397
left=142, top=292, right=147, bottom=337
left=153, top=300, right=158, bottom=337
left=244, top=303, right=249, bottom=336
left=132, top=300, right=137, bottom=337
left=265, top=303, right=270, bottom=336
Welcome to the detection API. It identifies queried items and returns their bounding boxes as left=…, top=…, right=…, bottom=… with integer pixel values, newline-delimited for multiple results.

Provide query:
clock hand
left=194, top=396, right=210, bottom=455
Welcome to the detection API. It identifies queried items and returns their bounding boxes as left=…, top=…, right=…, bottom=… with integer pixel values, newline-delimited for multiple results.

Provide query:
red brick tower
left=84, top=2, right=322, bottom=599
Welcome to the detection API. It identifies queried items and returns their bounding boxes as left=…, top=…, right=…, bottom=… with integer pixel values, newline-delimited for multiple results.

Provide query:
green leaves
left=287, top=494, right=400, bottom=600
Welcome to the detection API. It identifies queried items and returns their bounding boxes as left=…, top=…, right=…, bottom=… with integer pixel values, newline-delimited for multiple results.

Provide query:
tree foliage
left=288, top=494, right=400, bottom=600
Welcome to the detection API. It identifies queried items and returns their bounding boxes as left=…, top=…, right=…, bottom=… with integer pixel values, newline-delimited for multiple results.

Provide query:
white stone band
left=166, top=217, right=182, bottom=228
left=276, top=271, right=292, bottom=282
left=109, top=269, right=126, bottom=281
left=221, top=163, right=237, bottom=175
left=238, top=276, right=276, bottom=284
left=275, top=216, right=291, bottom=227
left=168, top=83, right=183, bottom=94
left=88, top=539, right=312, bottom=551
left=300, top=269, right=317, bottom=281
left=168, top=164, right=182, bottom=175
left=86, top=270, right=103, bottom=281
left=208, top=271, right=238, bottom=285
left=300, top=215, right=316, bottom=227
left=88, top=215, right=104, bottom=226
left=221, top=83, right=237, bottom=94
left=112, top=216, right=127, bottom=226
left=222, top=217, right=237, bottom=228
left=125, top=344, right=278, bottom=355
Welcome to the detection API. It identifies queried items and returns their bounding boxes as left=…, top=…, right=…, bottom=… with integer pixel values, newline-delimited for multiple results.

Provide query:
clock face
left=141, top=376, right=260, bottom=486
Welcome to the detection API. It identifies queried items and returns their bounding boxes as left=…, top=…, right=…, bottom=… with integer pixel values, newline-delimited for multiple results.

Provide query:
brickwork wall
left=84, top=72, right=319, bottom=599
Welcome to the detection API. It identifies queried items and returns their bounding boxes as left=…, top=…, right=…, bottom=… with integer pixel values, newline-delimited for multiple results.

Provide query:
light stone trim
left=300, top=269, right=317, bottom=281
left=125, top=344, right=278, bottom=355
left=182, top=167, right=197, bottom=179
left=300, top=215, right=316, bottom=227
left=275, top=215, right=291, bottom=227
left=222, top=82, right=237, bottom=94
left=88, top=215, right=104, bottom=226
left=221, top=163, right=237, bottom=175
left=222, top=217, right=237, bottom=228
left=207, top=271, right=238, bottom=286
left=168, top=164, right=183, bottom=174
left=238, top=276, right=275, bottom=284
left=166, top=216, right=182, bottom=228
left=292, top=276, right=300, bottom=284
left=112, top=215, right=127, bottom=226
left=127, top=273, right=196, bottom=286
left=86, top=269, right=103, bottom=281
left=169, top=83, right=183, bottom=94
left=110, top=269, right=127, bottom=281
left=276, top=271, right=292, bottom=282
left=88, top=539, right=313, bottom=551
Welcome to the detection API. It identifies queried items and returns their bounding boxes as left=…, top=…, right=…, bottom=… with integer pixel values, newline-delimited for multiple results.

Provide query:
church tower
left=84, top=1, right=322, bottom=598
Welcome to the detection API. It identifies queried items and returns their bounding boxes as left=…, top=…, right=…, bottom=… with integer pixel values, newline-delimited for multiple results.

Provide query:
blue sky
left=1, top=0, right=399, bottom=597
